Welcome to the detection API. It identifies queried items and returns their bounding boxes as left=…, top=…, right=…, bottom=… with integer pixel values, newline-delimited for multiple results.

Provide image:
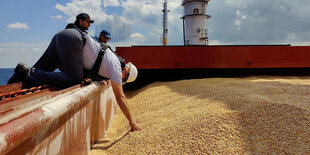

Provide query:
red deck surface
left=116, top=45, right=310, bottom=69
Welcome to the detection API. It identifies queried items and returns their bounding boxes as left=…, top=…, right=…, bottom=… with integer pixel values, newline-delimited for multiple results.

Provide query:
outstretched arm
left=111, top=81, right=141, bottom=131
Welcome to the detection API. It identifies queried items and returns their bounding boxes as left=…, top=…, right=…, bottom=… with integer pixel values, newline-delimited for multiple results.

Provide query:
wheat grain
left=90, top=76, right=310, bottom=154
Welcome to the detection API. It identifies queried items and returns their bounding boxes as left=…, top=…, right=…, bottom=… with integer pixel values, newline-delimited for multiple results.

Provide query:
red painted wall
left=116, top=45, right=310, bottom=69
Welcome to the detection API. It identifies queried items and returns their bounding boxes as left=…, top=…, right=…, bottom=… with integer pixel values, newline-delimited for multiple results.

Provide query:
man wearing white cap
left=83, top=29, right=141, bottom=131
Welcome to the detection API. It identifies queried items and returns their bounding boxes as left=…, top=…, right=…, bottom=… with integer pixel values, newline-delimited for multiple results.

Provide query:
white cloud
left=93, top=14, right=132, bottom=42
left=236, top=10, right=241, bottom=16
left=121, top=0, right=183, bottom=44
left=33, top=48, right=41, bottom=52
left=226, top=0, right=248, bottom=8
left=55, top=0, right=132, bottom=41
left=130, top=33, right=144, bottom=39
left=121, top=0, right=162, bottom=25
left=51, top=15, right=64, bottom=19
left=6, top=22, right=29, bottom=30
left=130, top=33, right=145, bottom=43
left=54, top=0, right=183, bottom=45
left=55, top=0, right=103, bottom=23
left=88, top=29, right=96, bottom=37
left=234, top=10, right=246, bottom=31
left=0, top=42, right=49, bottom=68
left=103, top=0, right=120, bottom=7
left=208, top=0, right=310, bottom=44
left=234, top=19, right=241, bottom=27
left=208, top=40, right=228, bottom=45
left=52, top=0, right=310, bottom=46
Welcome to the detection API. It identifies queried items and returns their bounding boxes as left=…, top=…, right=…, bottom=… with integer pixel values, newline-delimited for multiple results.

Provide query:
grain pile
left=90, top=76, right=310, bottom=154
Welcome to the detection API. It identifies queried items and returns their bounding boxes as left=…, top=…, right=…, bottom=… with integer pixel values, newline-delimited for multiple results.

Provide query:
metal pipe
left=162, top=0, right=168, bottom=45
left=183, top=18, right=185, bottom=45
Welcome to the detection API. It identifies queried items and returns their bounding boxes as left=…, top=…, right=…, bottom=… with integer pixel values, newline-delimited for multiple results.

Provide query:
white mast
left=162, top=0, right=169, bottom=45
left=181, top=0, right=211, bottom=45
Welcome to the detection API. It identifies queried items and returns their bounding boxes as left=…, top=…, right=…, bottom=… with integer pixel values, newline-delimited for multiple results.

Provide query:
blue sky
left=1, top=0, right=310, bottom=68
left=1, top=0, right=63, bottom=43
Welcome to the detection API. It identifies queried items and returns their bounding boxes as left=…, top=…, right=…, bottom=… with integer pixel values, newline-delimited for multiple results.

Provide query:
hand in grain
left=130, top=121, right=141, bottom=131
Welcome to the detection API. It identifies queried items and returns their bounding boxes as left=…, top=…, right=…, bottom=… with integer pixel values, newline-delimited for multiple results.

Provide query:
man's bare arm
left=111, top=81, right=141, bottom=131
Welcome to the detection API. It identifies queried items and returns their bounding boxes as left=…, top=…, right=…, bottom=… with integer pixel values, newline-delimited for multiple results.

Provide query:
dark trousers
left=28, top=29, right=84, bottom=87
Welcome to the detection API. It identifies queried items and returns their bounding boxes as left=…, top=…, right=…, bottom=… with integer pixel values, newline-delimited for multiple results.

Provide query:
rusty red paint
left=0, top=109, right=14, bottom=116
left=0, top=84, right=50, bottom=102
left=0, top=78, right=93, bottom=103
left=116, top=45, right=310, bottom=69
left=0, top=109, right=51, bottom=154
left=0, top=80, right=93, bottom=117
left=0, top=79, right=117, bottom=154
left=0, top=83, right=23, bottom=94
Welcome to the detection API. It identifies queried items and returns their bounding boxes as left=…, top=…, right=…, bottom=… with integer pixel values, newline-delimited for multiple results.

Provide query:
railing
left=0, top=80, right=118, bottom=155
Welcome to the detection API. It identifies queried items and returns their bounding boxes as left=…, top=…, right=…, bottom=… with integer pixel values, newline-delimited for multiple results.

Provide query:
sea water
left=0, top=68, right=63, bottom=86
left=0, top=68, right=14, bottom=85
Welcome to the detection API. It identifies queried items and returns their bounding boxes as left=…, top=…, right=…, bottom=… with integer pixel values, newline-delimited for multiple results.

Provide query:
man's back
left=99, top=49, right=122, bottom=85
left=83, top=33, right=122, bottom=85
left=83, top=33, right=101, bottom=70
